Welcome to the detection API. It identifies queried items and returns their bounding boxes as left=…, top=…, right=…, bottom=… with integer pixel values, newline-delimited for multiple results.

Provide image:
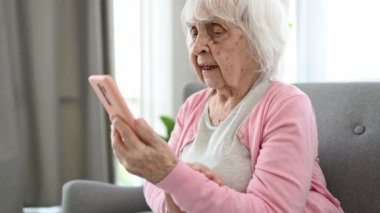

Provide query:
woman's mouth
left=200, top=64, right=219, bottom=71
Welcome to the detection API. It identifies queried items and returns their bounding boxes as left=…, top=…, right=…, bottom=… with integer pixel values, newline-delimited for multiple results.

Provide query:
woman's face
left=188, top=18, right=259, bottom=90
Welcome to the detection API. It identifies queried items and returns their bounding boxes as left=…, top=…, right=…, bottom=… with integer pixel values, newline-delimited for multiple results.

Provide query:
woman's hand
left=187, top=162, right=224, bottom=186
left=111, top=116, right=178, bottom=184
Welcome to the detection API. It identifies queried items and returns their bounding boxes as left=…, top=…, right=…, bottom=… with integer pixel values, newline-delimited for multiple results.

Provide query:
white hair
left=181, top=0, right=288, bottom=80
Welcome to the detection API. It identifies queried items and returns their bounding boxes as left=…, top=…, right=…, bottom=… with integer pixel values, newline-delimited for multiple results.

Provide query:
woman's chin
left=203, top=80, right=223, bottom=89
left=202, top=68, right=218, bottom=77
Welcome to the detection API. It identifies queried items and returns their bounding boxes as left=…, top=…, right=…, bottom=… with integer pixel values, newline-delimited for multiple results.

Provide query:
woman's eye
left=190, top=27, right=198, bottom=38
left=208, top=24, right=226, bottom=36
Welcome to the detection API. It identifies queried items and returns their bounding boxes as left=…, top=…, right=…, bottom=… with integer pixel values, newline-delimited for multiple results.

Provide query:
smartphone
left=88, top=75, right=135, bottom=125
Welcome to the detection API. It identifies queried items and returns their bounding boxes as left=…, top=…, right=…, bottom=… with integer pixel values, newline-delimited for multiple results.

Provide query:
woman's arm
left=144, top=160, right=225, bottom=213
left=165, top=162, right=224, bottom=213
left=165, top=193, right=185, bottom=213
left=154, top=95, right=317, bottom=213
left=143, top=101, right=187, bottom=213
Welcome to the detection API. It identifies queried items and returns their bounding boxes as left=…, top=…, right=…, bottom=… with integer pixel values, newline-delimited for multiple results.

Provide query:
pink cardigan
left=144, top=81, right=344, bottom=213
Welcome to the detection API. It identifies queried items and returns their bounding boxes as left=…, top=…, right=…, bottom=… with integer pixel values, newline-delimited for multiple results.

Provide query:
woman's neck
left=208, top=74, right=261, bottom=126
left=212, top=73, right=260, bottom=106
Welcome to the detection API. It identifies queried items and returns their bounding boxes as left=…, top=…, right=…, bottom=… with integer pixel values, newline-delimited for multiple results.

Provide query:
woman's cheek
left=220, top=61, right=239, bottom=83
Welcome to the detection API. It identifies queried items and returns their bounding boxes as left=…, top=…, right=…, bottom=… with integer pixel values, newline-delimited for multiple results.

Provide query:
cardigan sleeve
left=153, top=94, right=317, bottom=213
left=143, top=99, right=187, bottom=213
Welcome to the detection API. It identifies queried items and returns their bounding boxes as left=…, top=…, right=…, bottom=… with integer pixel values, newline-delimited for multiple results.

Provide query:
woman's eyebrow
left=185, top=18, right=228, bottom=29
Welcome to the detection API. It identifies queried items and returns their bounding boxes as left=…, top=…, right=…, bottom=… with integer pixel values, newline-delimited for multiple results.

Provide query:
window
left=280, top=0, right=297, bottom=83
left=111, top=0, right=180, bottom=186
left=284, top=0, right=380, bottom=82
left=112, top=0, right=144, bottom=186
left=325, top=0, right=380, bottom=81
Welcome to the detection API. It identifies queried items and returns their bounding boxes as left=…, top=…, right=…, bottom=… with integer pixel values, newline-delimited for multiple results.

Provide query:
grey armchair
left=62, top=82, right=380, bottom=213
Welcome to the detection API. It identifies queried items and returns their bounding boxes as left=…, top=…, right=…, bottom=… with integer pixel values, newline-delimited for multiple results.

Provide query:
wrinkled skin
left=188, top=18, right=259, bottom=126
left=111, top=117, right=177, bottom=184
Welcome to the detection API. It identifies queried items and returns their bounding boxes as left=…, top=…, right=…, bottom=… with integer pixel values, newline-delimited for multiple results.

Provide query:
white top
left=180, top=80, right=271, bottom=192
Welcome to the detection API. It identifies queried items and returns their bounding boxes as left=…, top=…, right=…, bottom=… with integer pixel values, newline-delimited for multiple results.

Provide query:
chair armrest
left=62, top=180, right=150, bottom=213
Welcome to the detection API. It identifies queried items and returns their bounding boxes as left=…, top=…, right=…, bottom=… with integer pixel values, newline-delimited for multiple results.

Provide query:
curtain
left=0, top=1, right=24, bottom=212
left=0, top=0, right=113, bottom=210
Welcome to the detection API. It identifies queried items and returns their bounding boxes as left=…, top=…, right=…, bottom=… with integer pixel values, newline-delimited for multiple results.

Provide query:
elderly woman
left=111, top=0, right=344, bottom=212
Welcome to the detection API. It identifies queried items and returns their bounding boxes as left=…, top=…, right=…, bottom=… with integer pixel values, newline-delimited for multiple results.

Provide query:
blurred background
left=1, top=0, right=379, bottom=212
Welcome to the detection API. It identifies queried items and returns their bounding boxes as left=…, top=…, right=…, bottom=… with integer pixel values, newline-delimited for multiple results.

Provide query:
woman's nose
left=191, top=34, right=210, bottom=55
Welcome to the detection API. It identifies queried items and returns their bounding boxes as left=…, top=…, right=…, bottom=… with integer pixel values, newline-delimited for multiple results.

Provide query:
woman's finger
left=112, top=116, right=141, bottom=150
left=111, top=124, right=123, bottom=145
left=111, top=125, right=127, bottom=157
left=200, top=168, right=224, bottom=186
left=207, top=173, right=224, bottom=186
left=134, top=118, right=162, bottom=146
left=188, top=163, right=224, bottom=186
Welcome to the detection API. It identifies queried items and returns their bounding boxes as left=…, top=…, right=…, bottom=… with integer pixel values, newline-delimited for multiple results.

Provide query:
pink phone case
left=88, top=75, right=135, bottom=125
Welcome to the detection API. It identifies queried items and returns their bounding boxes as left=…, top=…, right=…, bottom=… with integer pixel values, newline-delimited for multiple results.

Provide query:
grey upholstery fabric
left=295, top=82, right=380, bottom=213
left=62, top=82, right=380, bottom=213
left=183, top=82, right=207, bottom=102
left=62, top=180, right=150, bottom=213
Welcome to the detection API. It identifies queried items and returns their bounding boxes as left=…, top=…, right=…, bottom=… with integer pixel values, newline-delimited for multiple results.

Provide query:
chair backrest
left=183, top=82, right=207, bottom=102
left=184, top=82, right=380, bottom=213
left=295, top=82, right=380, bottom=213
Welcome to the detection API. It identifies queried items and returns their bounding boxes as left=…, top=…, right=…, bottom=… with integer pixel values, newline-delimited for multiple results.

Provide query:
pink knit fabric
left=144, top=81, right=344, bottom=213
